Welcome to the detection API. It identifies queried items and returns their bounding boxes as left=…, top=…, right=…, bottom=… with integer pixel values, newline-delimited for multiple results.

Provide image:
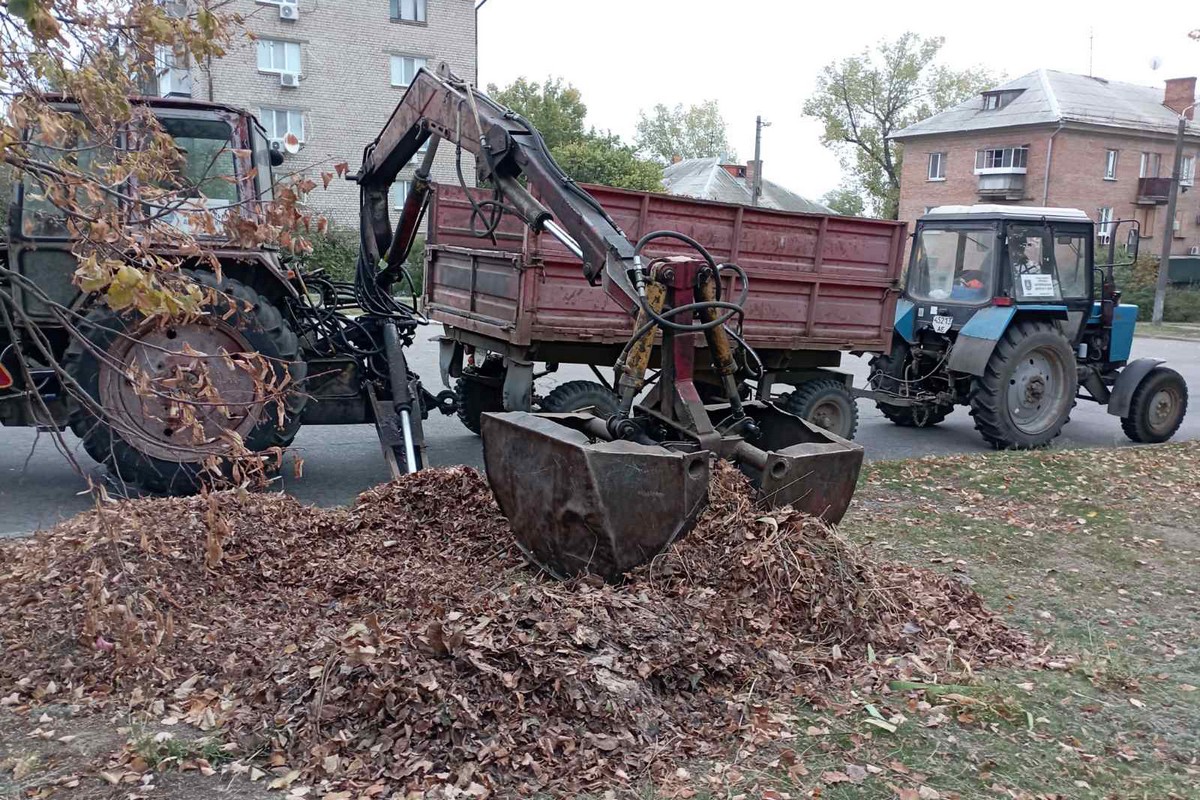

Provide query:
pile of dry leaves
left=0, top=465, right=1025, bottom=796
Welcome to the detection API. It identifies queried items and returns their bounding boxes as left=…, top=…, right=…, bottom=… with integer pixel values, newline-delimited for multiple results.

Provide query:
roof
left=662, top=158, right=833, bottom=214
left=893, top=69, right=1196, bottom=140
left=923, top=204, right=1091, bottom=223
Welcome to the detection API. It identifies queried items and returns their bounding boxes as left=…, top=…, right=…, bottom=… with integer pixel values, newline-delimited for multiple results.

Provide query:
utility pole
left=1153, top=108, right=1193, bottom=324
left=751, top=115, right=770, bottom=207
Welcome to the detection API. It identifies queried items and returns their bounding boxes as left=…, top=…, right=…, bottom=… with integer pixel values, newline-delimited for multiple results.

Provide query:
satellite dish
left=1150, top=56, right=1163, bottom=71
left=283, top=133, right=301, bottom=155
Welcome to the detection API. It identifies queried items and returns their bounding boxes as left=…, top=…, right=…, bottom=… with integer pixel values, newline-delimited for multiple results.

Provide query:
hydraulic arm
left=355, top=65, right=863, bottom=581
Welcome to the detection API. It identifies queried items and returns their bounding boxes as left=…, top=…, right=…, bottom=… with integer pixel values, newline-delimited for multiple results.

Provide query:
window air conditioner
left=270, top=138, right=286, bottom=153
left=279, top=1, right=299, bottom=20
left=1190, top=245, right=1200, bottom=255
left=280, top=72, right=300, bottom=88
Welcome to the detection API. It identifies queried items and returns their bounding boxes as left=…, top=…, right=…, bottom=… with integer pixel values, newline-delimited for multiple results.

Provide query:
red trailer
left=425, top=182, right=906, bottom=440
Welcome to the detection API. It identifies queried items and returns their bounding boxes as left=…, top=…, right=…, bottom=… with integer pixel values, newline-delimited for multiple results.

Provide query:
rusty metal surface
left=480, top=411, right=710, bottom=582
left=428, top=182, right=905, bottom=353
left=728, top=401, right=863, bottom=524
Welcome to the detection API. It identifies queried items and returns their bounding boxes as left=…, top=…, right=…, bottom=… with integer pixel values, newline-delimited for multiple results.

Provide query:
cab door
left=1049, top=224, right=1094, bottom=344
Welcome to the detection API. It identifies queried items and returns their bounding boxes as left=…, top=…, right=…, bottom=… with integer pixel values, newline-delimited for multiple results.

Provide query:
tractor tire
left=64, top=270, right=307, bottom=495
left=540, top=380, right=620, bottom=418
left=455, top=358, right=505, bottom=436
left=968, top=319, right=1077, bottom=450
left=781, top=378, right=859, bottom=440
left=869, top=345, right=953, bottom=428
left=1120, top=366, right=1188, bottom=443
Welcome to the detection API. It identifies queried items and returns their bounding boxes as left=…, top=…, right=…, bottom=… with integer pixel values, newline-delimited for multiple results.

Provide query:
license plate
left=932, top=315, right=954, bottom=333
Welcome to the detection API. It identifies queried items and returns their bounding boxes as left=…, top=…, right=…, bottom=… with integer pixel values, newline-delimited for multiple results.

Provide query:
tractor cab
left=904, top=205, right=1100, bottom=341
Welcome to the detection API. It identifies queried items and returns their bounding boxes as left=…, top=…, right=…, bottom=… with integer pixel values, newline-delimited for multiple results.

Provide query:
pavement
left=0, top=334, right=1196, bottom=538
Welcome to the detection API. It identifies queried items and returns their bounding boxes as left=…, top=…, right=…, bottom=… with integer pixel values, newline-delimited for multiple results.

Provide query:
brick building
left=159, top=0, right=478, bottom=226
left=893, top=70, right=1200, bottom=256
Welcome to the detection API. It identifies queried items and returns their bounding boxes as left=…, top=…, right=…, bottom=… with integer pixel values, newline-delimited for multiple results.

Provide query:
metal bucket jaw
left=727, top=401, right=864, bottom=524
left=481, top=411, right=709, bottom=580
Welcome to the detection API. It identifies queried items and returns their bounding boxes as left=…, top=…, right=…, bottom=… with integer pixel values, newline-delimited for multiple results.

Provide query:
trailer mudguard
left=1107, top=358, right=1164, bottom=417
left=945, top=306, right=1016, bottom=376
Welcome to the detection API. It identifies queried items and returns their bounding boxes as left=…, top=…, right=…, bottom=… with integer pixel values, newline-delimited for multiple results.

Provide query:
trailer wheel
left=781, top=379, right=859, bottom=440
left=540, top=380, right=620, bottom=418
left=1121, top=366, right=1188, bottom=443
left=64, top=270, right=307, bottom=495
left=455, top=357, right=505, bottom=435
left=869, top=345, right=953, bottom=427
left=969, top=319, right=1077, bottom=449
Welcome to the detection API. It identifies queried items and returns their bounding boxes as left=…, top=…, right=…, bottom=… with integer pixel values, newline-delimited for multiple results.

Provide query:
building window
left=926, top=152, right=945, bottom=181
left=1182, top=155, right=1195, bottom=187
left=1139, top=152, right=1161, bottom=178
left=391, top=180, right=413, bottom=209
left=390, top=55, right=427, bottom=88
left=390, top=0, right=427, bottom=22
left=1174, top=212, right=1184, bottom=238
left=1097, top=207, right=1114, bottom=241
left=1104, top=149, right=1118, bottom=180
left=261, top=108, right=305, bottom=142
left=975, top=146, right=1028, bottom=172
left=256, top=39, right=300, bottom=74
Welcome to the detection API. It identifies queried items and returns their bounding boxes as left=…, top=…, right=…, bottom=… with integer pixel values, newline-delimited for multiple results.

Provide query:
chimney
left=746, top=160, right=762, bottom=202
left=1164, top=76, right=1197, bottom=119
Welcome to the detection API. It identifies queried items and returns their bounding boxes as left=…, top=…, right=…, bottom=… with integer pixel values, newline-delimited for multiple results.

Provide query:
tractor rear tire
left=455, top=358, right=505, bottom=436
left=540, top=380, right=620, bottom=418
left=1121, top=366, right=1188, bottom=443
left=869, top=345, right=953, bottom=427
left=64, top=270, right=307, bottom=495
left=969, top=319, right=1077, bottom=449
left=782, top=378, right=859, bottom=440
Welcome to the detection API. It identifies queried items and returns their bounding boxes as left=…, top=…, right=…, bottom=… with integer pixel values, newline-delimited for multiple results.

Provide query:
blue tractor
left=869, top=205, right=1188, bottom=449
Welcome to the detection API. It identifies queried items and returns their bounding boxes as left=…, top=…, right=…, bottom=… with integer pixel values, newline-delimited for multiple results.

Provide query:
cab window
left=1007, top=224, right=1061, bottom=302
left=908, top=225, right=996, bottom=305
left=151, top=116, right=238, bottom=234
left=1052, top=229, right=1090, bottom=299
left=20, top=116, right=118, bottom=238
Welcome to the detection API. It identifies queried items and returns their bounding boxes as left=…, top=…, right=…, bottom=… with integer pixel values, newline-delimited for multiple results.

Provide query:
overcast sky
left=477, top=0, right=1196, bottom=202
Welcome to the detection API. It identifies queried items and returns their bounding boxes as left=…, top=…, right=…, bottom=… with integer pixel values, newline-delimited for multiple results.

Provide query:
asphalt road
left=1, top=334, right=1196, bottom=538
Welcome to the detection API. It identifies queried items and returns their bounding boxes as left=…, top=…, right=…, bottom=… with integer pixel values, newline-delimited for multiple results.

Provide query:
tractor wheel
left=64, top=270, right=307, bottom=495
left=969, top=319, right=1077, bottom=449
left=869, top=345, right=953, bottom=427
left=454, top=357, right=505, bottom=435
left=1121, top=366, right=1188, bottom=443
left=540, top=380, right=620, bottom=418
left=781, top=378, right=859, bottom=440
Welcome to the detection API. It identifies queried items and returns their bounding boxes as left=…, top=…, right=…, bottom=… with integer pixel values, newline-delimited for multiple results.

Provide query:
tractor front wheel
left=1121, top=366, right=1188, bottom=443
left=969, top=320, right=1077, bottom=449
left=455, top=357, right=505, bottom=435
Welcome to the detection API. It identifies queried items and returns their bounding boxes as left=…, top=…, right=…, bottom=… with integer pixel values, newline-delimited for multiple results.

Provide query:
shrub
left=299, top=224, right=426, bottom=298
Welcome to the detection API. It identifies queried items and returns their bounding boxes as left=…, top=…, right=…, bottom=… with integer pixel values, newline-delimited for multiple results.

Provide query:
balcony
left=1137, top=177, right=1171, bottom=204
left=977, top=172, right=1025, bottom=201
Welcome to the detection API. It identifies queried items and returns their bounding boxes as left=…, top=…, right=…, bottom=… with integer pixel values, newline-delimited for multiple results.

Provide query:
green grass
left=678, top=444, right=1200, bottom=799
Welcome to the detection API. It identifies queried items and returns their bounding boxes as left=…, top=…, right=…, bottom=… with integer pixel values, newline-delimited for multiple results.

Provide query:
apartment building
left=159, top=0, right=477, bottom=227
left=893, top=70, right=1200, bottom=256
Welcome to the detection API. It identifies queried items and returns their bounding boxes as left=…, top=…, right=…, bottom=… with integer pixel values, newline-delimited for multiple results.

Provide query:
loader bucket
left=480, top=411, right=709, bottom=581
left=728, top=401, right=864, bottom=524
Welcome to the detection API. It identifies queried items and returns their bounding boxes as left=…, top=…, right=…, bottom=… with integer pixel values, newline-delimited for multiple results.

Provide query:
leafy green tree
left=487, top=77, right=663, bottom=192
left=821, top=186, right=865, bottom=217
left=555, top=133, right=663, bottom=192
left=635, top=100, right=733, bottom=163
left=486, top=77, right=587, bottom=152
left=803, top=33, right=1000, bottom=218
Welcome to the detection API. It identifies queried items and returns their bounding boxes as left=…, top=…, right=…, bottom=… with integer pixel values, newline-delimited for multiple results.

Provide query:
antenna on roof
left=1088, top=27, right=1094, bottom=77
